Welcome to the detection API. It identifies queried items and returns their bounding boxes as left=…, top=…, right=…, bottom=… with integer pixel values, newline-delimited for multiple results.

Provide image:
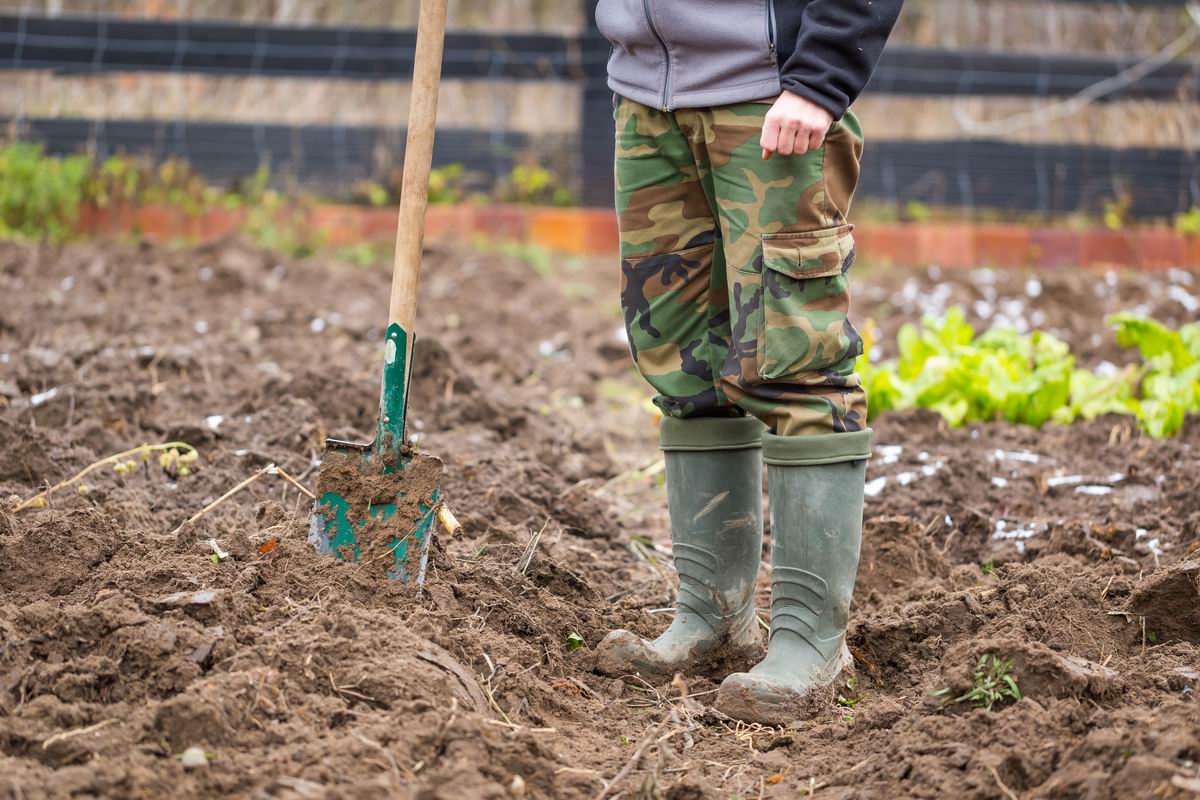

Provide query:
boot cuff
left=762, top=429, right=873, bottom=465
left=659, top=416, right=766, bottom=451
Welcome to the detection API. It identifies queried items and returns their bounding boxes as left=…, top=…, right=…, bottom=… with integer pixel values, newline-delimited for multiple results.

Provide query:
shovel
left=309, top=0, right=453, bottom=584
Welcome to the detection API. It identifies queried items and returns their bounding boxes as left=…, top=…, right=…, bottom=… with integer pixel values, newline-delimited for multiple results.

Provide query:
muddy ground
left=1, top=237, right=1198, bottom=799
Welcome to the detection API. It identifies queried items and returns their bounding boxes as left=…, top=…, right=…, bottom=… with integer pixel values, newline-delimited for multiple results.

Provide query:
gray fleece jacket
left=595, top=0, right=904, bottom=117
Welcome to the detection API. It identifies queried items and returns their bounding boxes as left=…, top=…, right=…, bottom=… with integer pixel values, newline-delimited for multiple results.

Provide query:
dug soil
left=1, top=238, right=1198, bottom=799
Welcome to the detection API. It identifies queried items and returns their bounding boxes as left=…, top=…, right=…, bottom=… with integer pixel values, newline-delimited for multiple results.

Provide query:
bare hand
left=760, top=91, right=834, bottom=160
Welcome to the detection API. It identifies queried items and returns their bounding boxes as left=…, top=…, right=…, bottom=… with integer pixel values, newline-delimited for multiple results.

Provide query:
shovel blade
left=308, top=445, right=443, bottom=583
left=309, top=323, right=443, bottom=583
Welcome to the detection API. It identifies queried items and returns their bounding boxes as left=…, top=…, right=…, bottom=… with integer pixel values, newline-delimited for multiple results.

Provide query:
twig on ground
left=328, top=672, right=379, bottom=705
left=15, top=442, right=197, bottom=512
left=42, top=719, right=119, bottom=749
left=595, top=715, right=672, bottom=800
left=986, top=764, right=1020, bottom=800
left=171, top=463, right=273, bottom=536
left=515, top=518, right=550, bottom=575
left=482, top=718, right=556, bottom=734
left=352, top=733, right=402, bottom=787
left=273, top=465, right=316, bottom=500
left=350, top=528, right=417, bottom=576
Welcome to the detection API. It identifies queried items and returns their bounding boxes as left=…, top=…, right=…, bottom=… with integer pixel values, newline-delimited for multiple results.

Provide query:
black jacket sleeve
left=778, top=0, right=905, bottom=119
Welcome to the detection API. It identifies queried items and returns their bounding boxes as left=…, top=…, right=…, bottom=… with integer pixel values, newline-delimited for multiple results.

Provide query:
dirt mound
left=1, top=238, right=1198, bottom=799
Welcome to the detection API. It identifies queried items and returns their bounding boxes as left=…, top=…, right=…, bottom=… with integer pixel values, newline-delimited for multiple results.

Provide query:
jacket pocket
left=756, top=225, right=859, bottom=381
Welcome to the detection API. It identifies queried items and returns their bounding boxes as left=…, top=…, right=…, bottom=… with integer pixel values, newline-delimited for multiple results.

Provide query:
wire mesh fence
left=1, top=0, right=1197, bottom=219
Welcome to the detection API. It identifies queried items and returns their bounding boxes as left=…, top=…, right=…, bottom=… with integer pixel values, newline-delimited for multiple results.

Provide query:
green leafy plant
left=0, top=143, right=91, bottom=242
left=1174, top=207, right=1200, bottom=237
left=859, top=308, right=1200, bottom=438
left=933, top=654, right=1022, bottom=711
left=836, top=675, right=862, bottom=709
left=1103, top=192, right=1132, bottom=231
left=12, top=442, right=200, bottom=512
left=498, top=164, right=574, bottom=207
left=903, top=199, right=932, bottom=222
left=564, top=631, right=584, bottom=652
left=427, top=163, right=467, bottom=205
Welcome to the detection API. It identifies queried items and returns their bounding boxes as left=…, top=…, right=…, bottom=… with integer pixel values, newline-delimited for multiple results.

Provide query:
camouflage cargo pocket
left=756, top=225, right=859, bottom=381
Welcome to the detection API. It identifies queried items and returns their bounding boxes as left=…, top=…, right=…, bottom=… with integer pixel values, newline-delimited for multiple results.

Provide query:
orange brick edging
left=75, top=203, right=1199, bottom=270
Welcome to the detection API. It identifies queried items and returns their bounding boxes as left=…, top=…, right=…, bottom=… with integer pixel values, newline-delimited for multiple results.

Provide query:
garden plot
left=1, top=239, right=1198, bottom=799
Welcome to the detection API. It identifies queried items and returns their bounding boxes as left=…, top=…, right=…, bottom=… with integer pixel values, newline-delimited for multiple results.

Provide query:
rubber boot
left=594, top=416, right=765, bottom=679
left=717, top=430, right=870, bottom=725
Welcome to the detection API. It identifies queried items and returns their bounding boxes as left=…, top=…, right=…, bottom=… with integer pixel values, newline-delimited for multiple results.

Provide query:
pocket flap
left=761, top=225, right=855, bottom=280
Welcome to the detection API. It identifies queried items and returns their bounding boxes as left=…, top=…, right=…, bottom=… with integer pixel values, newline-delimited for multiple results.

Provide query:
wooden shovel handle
left=388, top=0, right=449, bottom=332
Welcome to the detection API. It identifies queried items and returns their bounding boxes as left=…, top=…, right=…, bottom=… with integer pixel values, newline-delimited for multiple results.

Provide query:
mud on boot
left=595, top=416, right=765, bottom=679
left=717, top=432, right=869, bottom=724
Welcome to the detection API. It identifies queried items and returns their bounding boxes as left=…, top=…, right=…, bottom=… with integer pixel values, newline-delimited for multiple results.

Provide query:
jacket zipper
left=766, top=0, right=777, bottom=65
left=641, top=0, right=672, bottom=111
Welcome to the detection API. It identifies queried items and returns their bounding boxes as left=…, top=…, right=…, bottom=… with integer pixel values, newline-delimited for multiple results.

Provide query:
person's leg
left=595, top=99, right=765, bottom=677
left=594, top=416, right=764, bottom=677
left=705, top=105, right=868, bottom=437
left=694, top=104, right=871, bottom=722
left=615, top=98, right=734, bottom=419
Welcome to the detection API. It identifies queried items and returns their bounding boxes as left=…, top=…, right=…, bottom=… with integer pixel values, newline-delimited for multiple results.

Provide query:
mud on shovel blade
left=308, top=323, right=443, bottom=583
left=308, top=0, right=449, bottom=584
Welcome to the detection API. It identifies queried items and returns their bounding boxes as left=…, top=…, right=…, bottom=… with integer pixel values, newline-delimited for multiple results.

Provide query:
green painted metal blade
left=377, top=322, right=411, bottom=466
left=309, top=322, right=441, bottom=583
left=310, top=475, right=440, bottom=582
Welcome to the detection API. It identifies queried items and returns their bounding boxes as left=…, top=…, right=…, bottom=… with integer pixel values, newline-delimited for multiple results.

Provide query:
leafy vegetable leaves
left=859, top=308, right=1199, bottom=438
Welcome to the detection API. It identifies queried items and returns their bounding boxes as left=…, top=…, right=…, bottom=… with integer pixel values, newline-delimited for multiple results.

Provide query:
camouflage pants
left=616, top=98, right=868, bottom=439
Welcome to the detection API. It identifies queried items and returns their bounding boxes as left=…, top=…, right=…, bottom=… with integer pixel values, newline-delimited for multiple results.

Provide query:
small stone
left=181, top=746, right=209, bottom=769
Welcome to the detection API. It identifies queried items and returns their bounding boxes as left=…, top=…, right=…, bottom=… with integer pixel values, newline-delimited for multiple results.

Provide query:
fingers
left=763, top=122, right=825, bottom=159
left=760, top=116, right=781, bottom=160
left=809, top=124, right=828, bottom=150
left=763, top=112, right=831, bottom=159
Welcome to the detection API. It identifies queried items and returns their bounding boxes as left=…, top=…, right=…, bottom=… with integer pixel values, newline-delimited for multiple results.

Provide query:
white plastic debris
left=1167, top=285, right=1199, bottom=313
left=992, top=449, right=1041, bottom=464
left=993, top=520, right=1041, bottom=553
left=310, top=317, right=327, bottom=333
left=30, top=387, right=59, bottom=406
left=181, top=746, right=209, bottom=769
left=205, top=415, right=224, bottom=431
left=991, top=476, right=1009, bottom=488
left=864, top=477, right=887, bottom=497
left=1075, top=485, right=1114, bottom=496
left=1167, top=268, right=1194, bottom=286
left=876, top=444, right=903, bottom=465
left=1046, top=474, right=1084, bottom=487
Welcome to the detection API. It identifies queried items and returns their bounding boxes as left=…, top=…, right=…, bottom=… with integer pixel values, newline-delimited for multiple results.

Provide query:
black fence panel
left=2, top=8, right=1198, bottom=217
